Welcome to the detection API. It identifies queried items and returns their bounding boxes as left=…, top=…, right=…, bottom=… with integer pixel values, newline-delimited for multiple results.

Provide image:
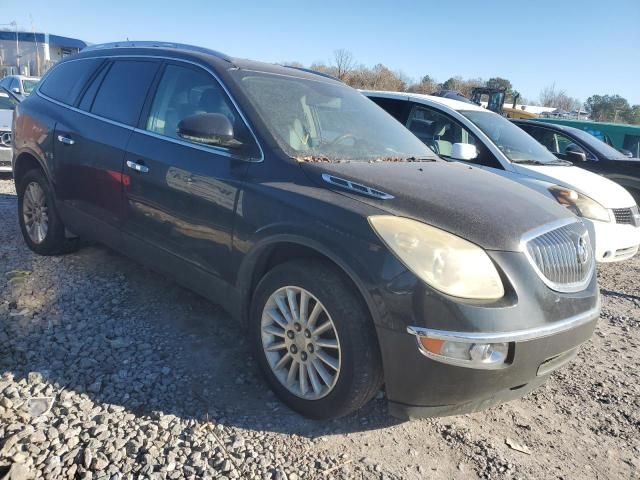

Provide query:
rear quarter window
left=39, top=59, right=102, bottom=105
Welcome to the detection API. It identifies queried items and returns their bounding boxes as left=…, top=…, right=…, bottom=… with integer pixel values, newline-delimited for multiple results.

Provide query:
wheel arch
left=236, top=235, right=382, bottom=329
left=13, top=149, right=50, bottom=186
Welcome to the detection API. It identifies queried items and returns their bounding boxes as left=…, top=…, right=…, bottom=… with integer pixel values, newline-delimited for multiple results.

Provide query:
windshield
left=567, top=127, right=632, bottom=159
left=22, top=79, right=39, bottom=94
left=233, top=71, right=436, bottom=162
left=0, top=92, right=19, bottom=110
left=461, top=110, right=561, bottom=164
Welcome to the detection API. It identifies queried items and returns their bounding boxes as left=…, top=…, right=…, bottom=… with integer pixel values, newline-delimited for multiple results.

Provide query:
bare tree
left=540, top=83, right=581, bottom=111
left=332, top=49, right=355, bottom=81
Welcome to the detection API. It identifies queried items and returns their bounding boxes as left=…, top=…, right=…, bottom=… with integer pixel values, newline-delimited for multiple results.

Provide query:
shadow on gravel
left=1, top=236, right=403, bottom=440
left=599, top=287, right=640, bottom=302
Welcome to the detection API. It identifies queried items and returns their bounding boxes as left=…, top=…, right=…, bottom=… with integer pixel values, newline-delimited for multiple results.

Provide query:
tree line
left=284, top=49, right=640, bottom=125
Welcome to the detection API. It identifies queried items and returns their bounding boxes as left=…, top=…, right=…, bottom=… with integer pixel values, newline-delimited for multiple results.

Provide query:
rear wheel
left=250, top=260, right=383, bottom=419
left=17, top=169, right=78, bottom=255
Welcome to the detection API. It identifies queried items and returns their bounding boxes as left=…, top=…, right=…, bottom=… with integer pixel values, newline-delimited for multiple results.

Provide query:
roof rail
left=284, top=65, right=341, bottom=82
left=82, top=41, right=232, bottom=62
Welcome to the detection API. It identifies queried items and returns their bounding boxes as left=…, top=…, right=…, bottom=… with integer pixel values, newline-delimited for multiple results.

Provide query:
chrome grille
left=524, top=220, right=594, bottom=293
left=613, top=206, right=639, bottom=225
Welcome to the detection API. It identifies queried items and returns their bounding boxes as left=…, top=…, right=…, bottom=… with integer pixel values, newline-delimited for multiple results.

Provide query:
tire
left=17, top=168, right=78, bottom=256
left=250, top=259, right=383, bottom=419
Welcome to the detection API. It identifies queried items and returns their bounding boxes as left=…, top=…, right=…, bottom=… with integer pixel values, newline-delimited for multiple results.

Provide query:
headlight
left=548, top=186, right=610, bottom=222
left=369, top=216, right=504, bottom=299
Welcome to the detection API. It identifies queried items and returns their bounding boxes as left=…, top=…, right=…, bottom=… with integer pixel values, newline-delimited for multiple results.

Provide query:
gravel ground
left=0, top=174, right=638, bottom=480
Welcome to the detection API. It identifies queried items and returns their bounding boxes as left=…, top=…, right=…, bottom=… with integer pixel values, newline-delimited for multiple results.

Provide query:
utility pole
left=30, top=15, right=39, bottom=76
left=12, top=21, right=20, bottom=73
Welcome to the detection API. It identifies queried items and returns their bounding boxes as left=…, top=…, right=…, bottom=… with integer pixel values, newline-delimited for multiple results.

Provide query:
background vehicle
left=470, top=87, right=537, bottom=119
left=533, top=118, right=640, bottom=158
left=0, top=86, right=21, bottom=172
left=514, top=120, right=640, bottom=205
left=0, top=74, right=40, bottom=100
left=365, top=91, right=640, bottom=262
left=12, top=42, right=599, bottom=420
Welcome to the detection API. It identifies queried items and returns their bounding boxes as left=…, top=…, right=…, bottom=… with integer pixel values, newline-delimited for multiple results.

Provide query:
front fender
left=234, top=223, right=390, bottom=330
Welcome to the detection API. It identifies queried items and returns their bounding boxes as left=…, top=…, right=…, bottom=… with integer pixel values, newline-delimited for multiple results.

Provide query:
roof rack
left=82, top=41, right=232, bottom=62
left=284, top=65, right=341, bottom=82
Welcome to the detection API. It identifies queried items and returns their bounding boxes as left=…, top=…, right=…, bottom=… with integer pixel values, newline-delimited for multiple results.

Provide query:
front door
left=121, top=61, right=259, bottom=285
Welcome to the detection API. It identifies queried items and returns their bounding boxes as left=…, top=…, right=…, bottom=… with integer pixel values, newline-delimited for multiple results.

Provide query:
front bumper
left=589, top=218, right=640, bottom=262
left=0, top=147, right=11, bottom=172
left=381, top=302, right=598, bottom=419
left=369, top=249, right=600, bottom=419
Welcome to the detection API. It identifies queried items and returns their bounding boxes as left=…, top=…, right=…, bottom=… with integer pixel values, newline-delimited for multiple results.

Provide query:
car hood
left=0, top=109, right=12, bottom=130
left=301, top=161, right=574, bottom=252
left=512, top=163, right=636, bottom=208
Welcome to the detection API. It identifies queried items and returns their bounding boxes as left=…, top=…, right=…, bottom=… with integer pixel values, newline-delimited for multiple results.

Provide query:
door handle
left=57, top=135, right=75, bottom=145
left=126, top=160, right=150, bottom=173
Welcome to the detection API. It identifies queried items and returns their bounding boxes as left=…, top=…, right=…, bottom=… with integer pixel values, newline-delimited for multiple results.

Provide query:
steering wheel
left=329, top=133, right=357, bottom=146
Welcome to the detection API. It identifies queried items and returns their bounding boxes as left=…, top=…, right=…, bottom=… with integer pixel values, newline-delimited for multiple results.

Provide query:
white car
left=0, top=75, right=40, bottom=100
left=364, top=91, right=640, bottom=262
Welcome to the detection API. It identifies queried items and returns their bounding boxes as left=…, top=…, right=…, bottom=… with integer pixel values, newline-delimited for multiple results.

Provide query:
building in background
left=0, top=30, right=87, bottom=77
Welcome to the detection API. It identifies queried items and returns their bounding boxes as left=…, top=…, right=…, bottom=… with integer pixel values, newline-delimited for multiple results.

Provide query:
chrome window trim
left=35, top=54, right=264, bottom=162
left=407, top=297, right=600, bottom=345
left=519, top=217, right=595, bottom=293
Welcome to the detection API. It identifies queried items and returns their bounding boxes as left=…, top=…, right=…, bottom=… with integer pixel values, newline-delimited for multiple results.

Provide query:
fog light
left=418, top=337, right=509, bottom=368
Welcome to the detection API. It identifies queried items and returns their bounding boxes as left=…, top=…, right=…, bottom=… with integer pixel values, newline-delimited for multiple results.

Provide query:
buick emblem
left=576, top=235, right=588, bottom=265
left=0, top=132, right=10, bottom=148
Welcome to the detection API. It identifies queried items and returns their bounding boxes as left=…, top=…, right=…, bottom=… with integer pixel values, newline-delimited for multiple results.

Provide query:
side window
left=91, top=60, right=159, bottom=126
left=78, top=62, right=110, bottom=111
left=39, top=59, right=102, bottom=105
left=623, top=135, right=640, bottom=158
left=145, top=64, right=255, bottom=155
left=526, top=126, right=558, bottom=153
left=369, top=97, right=409, bottom=123
left=406, top=105, right=502, bottom=168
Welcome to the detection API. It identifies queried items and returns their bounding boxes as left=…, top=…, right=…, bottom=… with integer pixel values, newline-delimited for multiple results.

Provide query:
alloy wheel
left=261, top=286, right=341, bottom=400
left=22, top=181, right=49, bottom=245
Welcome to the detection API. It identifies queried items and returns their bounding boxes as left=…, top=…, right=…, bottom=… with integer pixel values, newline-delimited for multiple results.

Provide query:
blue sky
left=3, top=0, right=639, bottom=104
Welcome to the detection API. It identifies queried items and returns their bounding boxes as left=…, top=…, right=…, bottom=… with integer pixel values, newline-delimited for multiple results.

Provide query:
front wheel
left=250, top=260, right=383, bottom=419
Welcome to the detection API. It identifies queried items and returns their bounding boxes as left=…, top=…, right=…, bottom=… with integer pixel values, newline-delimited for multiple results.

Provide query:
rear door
left=121, top=60, right=259, bottom=284
left=52, top=58, right=160, bottom=243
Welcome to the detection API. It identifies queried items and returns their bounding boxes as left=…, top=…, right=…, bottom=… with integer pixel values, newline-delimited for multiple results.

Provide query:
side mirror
left=451, top=143, right=478, bottom=161
left=177, top=113, right=241, bottom=148
left=619, top=149, right=633, bottom=158
left=565, top=144, right=587, bottom=162
left=11, top=87, right=20, bottom=94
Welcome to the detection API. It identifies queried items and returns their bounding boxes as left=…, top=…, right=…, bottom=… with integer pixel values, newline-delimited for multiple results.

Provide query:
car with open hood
left=12, top=42, right=599, bottom=419
left=365, top=91, right=640, bottom=263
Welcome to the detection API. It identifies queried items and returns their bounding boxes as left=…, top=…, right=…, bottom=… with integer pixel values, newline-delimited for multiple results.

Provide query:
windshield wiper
left=513, top=159, right=573, bottom=166
left=511, top=159, right=546, bottom=165
left=369, top=156, right=438, bottom=163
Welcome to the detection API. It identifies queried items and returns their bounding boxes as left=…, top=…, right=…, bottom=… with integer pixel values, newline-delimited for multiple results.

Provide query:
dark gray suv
left=11, top=42, right=600, bottom=420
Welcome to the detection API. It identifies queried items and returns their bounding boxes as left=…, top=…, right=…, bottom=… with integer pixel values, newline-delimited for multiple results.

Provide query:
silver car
left=0, top=88, right=19, bottom=172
